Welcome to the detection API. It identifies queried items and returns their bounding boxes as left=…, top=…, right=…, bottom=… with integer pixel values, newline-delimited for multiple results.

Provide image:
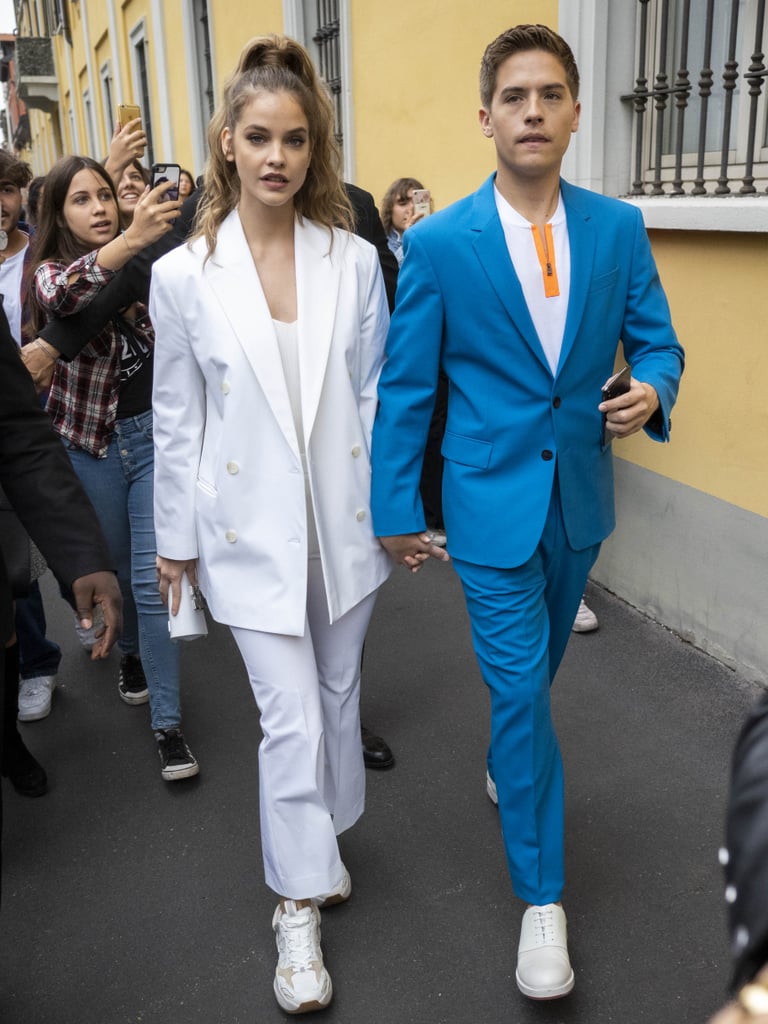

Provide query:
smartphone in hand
left=601, top=364, right=632, bottom=445
left=412, top=188, right=431, bottom=218
left=151, top=163, right=181, bottom=202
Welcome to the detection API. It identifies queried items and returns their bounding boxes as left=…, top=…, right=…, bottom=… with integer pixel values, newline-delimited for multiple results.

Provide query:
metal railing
left=623, top=0, right=768, bottom=196
left=313, top=0, right=342, bottom=147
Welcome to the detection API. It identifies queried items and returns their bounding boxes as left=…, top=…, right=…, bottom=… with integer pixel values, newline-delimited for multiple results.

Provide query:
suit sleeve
left=0, top=307, right=112, bottom=584
left=370, top=228, right=444, bottom=536
left=620, top=210, right=685, bottom=440
left=149, top=259, right=206, bottom=561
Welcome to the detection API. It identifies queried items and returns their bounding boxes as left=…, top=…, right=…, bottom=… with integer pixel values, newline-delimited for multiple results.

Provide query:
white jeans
left=230, top=559, right=377, bottom=899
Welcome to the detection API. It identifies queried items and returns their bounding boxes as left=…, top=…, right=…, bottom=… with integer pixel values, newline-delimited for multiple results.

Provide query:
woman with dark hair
left=151, top=34, right=391, bottom=1013
left=178, top=168, right=195, bottom=199
left=31, top=155, right=198, bottom=783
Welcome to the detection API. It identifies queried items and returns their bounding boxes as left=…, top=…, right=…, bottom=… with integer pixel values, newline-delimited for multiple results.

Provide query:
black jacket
left=0, top=306, right=111, bottom=643
left=723, top=692, right=768, bottom=989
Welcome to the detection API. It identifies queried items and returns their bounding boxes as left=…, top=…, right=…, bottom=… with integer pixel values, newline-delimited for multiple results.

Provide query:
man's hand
left=72, top=571, right=123, bottom=660
left=599, top=377, right=659, bottom=439
left=21, top=339, right=59, bottom=393
left=378, top=532, right=451, bottom=573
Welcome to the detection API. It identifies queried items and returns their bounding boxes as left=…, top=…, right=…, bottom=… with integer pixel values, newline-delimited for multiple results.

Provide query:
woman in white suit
left=150, top=36, right=391, bottom=1014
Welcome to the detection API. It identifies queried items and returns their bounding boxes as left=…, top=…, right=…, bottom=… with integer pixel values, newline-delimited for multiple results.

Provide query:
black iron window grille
left=623, top=0, right=768, bottom=195
left=312, top=0, right=342, bottom=148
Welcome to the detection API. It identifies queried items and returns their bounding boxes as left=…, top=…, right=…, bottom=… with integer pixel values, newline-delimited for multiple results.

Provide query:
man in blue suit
left=370, top=24, right=684, bottom=1001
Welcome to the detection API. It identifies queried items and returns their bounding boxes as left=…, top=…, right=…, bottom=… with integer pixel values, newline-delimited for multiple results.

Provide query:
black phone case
left=601, top=365, right=632, bottom=445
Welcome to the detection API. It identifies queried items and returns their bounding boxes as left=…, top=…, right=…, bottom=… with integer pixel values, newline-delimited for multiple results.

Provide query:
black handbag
left=0, top=485, right=32, bottom=598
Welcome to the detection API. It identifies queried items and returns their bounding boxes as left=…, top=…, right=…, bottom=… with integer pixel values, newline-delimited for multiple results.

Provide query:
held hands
left=157, top=556, right=198, bottom=617
left=378, top=532, right=451, bottom=574
left=598, top=376, right=659, bottom=439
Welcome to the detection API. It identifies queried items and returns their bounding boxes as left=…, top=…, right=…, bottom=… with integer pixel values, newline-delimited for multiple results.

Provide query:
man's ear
left=479, top=108, right=493, bottom=137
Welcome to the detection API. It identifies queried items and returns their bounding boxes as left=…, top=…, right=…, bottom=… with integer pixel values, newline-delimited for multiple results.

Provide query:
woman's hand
left=123, top=180, right=182, bottom=251
left=104, top=118, right=147, bottom=182
left=156, top=556, right=198, bottom=617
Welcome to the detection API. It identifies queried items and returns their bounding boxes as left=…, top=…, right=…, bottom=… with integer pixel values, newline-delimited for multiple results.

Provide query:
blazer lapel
left=295, top=219, right=341, bottom=445
left=203, top=210, right=299, bottom=453
left=470, top=176, right=552, bottom=375
left=557, top=179, right=597, bottom=377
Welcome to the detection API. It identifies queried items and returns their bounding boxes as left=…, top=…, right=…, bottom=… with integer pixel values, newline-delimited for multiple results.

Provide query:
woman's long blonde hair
left=194, top=34, right=352, bottom=257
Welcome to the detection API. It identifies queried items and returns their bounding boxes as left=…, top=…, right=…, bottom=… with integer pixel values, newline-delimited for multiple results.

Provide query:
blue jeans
left=65, top=410, right=181, bottom=730
left=15, top=580, right=62, bottom=680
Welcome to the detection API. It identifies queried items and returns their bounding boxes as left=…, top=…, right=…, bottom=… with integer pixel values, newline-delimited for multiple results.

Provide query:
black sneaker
left=155, top=728, right=199, bottom=782
left=118, top=655, right=150, bottom=706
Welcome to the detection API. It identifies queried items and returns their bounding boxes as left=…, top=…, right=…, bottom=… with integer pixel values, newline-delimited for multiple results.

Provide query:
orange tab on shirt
left=531, top=223, right=560, bottom=298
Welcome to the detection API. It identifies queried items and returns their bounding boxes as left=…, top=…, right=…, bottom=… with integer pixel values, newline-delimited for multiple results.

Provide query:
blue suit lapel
left=470, top=175, right=552, bottom=375
left=557, top=179, right=597, bottom=377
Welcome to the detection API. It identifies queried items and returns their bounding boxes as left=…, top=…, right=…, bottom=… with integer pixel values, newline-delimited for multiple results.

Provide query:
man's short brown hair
left=479, top=24, right=580, bottom=109
left=0, top=151, right=33, bottom=190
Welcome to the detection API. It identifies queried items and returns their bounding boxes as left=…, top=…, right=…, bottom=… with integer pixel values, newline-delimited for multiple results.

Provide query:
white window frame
left=559, top=0, right=768, bottom=232
left=282, top=0, right=354, bottom=181
left=100, top=61, right=114, bottom=154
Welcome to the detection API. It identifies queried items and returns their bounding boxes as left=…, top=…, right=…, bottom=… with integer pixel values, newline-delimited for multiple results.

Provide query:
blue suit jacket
left=371, top=174, right=684, bottom=567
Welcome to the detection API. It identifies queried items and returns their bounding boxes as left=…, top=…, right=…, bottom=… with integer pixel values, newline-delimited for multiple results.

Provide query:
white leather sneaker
left=486, top=770, right=498, bottom=806
left=272, top=899, right=333, bottom=1013
left=17, top=675, right=55, bottom=722
left=572, top=599, right=599, bottom=633
left=516, top=903, right=575, bottom=1000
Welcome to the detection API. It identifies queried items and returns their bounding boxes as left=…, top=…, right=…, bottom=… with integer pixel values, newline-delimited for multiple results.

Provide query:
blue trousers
left=15, top=580, right=62, bottom=680
left=64, top=411, right=181, bottom=730
left=453, top=477, right=600, bottom=905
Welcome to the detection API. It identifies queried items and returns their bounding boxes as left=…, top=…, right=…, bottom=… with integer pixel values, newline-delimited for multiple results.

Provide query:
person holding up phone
left=29, top=155, right=198, bottom=785
left=380, top=176, right=432, bottom=266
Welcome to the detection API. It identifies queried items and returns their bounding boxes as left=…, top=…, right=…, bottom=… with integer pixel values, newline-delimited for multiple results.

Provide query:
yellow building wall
left=210, top=2, right=286, bottom=80
left=616, top=232, right=768, bottom=518
left=350, top=0, right=558, bottom=212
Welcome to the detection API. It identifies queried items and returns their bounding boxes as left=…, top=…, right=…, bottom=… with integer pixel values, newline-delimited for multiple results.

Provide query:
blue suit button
left=553, top=397, right=561, bottom=408
left=541, top=449, right=554, bottom=461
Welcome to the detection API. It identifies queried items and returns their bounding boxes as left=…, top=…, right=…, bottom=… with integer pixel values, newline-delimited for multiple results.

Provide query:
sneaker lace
left=279, top=909, right=319, bottom=972
left=163, top=730, right=189, bottom=763
left=530, top=906, right=556, bottom=945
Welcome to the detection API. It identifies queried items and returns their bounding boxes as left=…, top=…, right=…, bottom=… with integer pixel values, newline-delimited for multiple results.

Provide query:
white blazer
left=150, top=209, right=392, bottom=635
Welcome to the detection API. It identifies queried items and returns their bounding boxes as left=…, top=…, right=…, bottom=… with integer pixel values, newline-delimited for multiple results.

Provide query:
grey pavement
left=0, top=563, right=763, bottom=1024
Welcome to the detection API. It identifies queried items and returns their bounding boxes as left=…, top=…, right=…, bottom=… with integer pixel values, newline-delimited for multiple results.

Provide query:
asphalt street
left=0, top=563, right=762, bottom=1024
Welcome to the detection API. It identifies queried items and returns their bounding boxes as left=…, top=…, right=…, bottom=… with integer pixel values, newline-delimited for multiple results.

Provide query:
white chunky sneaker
left=17, top=675, right=56, bottom=722
left=272, top=899, right=333, bottom=1014
left=314, top=865, right=351, bottom=908
left=516, top=903, right=575, bottom=1000
left=572, top=599, right=599, bottom=633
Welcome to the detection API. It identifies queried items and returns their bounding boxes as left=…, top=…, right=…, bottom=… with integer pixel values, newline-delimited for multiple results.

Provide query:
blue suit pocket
left=589, top=267, right=619, bottom=293
left=441, top=431, right=493, bottom=469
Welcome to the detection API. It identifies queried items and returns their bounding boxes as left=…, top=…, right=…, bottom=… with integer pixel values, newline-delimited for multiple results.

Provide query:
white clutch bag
left=168, top=570, right=208, bottom=641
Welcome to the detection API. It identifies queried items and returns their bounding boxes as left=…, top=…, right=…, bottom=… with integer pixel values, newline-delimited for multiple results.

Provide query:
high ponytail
left=195, top=34, right=353, bottom=258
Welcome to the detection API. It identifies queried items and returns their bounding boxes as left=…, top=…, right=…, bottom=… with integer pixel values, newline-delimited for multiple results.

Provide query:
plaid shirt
left=34, top=250, right=154, bottom=457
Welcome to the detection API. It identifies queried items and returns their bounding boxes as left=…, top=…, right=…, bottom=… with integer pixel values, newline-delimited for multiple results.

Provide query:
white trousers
left=230, top=559, right=377, bottom=899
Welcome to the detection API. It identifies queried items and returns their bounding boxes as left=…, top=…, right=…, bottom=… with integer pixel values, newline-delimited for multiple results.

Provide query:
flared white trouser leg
left=230, top=559, right=377, bottom=899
